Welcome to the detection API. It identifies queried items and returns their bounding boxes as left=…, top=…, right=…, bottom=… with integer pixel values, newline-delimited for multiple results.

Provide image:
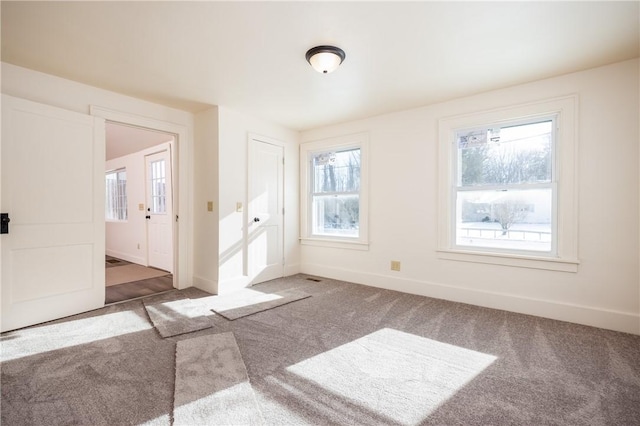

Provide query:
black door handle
left=253, top=217, right=260, bottom=222
left=1, top=213, right=10, bottom=234
left=145, top=215, right=151, bottom=220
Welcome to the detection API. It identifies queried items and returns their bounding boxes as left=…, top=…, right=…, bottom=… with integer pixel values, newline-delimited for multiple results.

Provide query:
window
left=438, top=96, right=578, bottom=272
left=300, top=133, right=369, bottom=249
left=105, top=168, right=127, bottom=221
left=455, top=118, right=554, bottom=254
left=149, top=159, right=166, bottom=214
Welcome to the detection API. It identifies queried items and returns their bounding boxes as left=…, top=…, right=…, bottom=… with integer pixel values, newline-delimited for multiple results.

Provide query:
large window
left=438, top=96, right=578, bottom=272
left=105, top=168, right=127, bottom=221
left=300, top=133, right=369, bottom=249
left=455, top=118, right=555, bottom=254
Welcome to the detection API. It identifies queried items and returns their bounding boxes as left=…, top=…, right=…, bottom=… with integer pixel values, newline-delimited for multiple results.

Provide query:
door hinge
left=282, top=207, right=285, bottom=215
left=176, top=215, right=179, bottom=222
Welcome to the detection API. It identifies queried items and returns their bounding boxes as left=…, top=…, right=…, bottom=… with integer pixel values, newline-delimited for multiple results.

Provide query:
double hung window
left=438, top=96, right=578, bottom=272
left=454, top=118, right=555, bottom=254
left=300, top=133, right=369, bottom=249
left=105, top=168, right=127, bottom=221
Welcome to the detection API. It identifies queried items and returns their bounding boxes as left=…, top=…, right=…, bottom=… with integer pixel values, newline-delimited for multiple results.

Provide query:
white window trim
left=300, top=132, right=369, bottom=250
left=437, top=96, right=579, bottom=272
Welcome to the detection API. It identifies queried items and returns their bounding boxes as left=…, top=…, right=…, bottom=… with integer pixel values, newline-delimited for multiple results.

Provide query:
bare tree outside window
left=455, top=120, right=554, bottom=252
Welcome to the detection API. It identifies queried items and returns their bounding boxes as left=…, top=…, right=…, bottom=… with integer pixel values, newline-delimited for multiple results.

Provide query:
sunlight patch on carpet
left=173, top=332, right=264, bottom=425
left=0, top=310, right=153, bottom=362
left=204, top=288, right=311, bottom=320
left=143, top=297, right=212, bottom=338
left=286, top=328, right=497, bottom=425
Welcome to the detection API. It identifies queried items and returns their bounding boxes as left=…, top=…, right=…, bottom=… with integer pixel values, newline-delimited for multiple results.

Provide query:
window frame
left=105, top=168, right=128, bottom=222
left=300, top=133, right=369, bottom=250
left=452, top=115, right=558, bottom=256
left=438, top=96, right=579, bottom=272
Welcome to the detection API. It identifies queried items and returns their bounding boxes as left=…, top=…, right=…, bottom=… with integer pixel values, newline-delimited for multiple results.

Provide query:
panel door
left=145, top=149, right=173, bottom=273
left=1, top=95, right=105, bottom=332
left=248, top=139, right=284, bottom=284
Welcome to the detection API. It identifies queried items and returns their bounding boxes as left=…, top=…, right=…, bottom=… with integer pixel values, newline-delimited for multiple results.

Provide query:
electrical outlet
left=390, top=260, right=401, bottom=271
left=236, top=202, right=243, bottom=212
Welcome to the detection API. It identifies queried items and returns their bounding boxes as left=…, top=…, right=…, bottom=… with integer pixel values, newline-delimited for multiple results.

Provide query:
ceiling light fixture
left=305, top=45, right=346, bottom=74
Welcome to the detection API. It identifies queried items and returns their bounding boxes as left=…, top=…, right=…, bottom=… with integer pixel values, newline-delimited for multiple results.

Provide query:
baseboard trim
left=284, top=263, right=300, bottom=277
left=300, top=263, right=640, bottom=335
left=106, top=249, right=145, bottom=266
left=192, top=275, right=218, bottom=295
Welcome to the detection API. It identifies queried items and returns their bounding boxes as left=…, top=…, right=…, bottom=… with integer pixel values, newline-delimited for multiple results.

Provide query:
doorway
left=105, top=122, right=176, bottom=303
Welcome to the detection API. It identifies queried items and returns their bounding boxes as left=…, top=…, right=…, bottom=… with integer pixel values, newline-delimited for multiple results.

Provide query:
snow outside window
left=437, top=96, right=579, bottom=272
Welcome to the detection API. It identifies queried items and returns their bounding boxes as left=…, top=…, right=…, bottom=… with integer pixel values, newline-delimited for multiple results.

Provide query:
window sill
left=436, top=249, right=579, bottom=272
left=300, top=237, right=369, bottom=251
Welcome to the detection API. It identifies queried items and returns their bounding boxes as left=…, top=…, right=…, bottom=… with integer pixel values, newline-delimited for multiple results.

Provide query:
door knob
left=253, top=217, right=260, bottom=222
left=145, top=215, right=151, bottom=220
left=1, top=213, right=10, bottom=234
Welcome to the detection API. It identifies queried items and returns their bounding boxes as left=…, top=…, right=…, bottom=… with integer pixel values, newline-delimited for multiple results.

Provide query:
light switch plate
left=236, top=202, right=243, bottom=212
left=207, top=201, right=214, bottom=212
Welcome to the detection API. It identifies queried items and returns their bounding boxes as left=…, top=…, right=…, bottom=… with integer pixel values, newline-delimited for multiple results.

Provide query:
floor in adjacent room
left=105, top=255, right=173, bottom=304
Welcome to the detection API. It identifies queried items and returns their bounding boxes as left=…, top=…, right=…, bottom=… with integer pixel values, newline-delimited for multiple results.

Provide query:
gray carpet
left=174, top=332, right=264, bottom=425
left=205, top=288, right=311, bottom=320
left=143, top=292, right=213, bottom=338
left=1, top=274, right=639, bottom=425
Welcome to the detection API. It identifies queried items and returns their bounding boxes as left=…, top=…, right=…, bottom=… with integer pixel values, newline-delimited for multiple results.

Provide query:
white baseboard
left=192, top=275, right=218, bottom=295
left=106, top=249, right=145, bottom=266
left=300, top=263, right=640, bottom=335
left=284, top=263, right=300, bottom=277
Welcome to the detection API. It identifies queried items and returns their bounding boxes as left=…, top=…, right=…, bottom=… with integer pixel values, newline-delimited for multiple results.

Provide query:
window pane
left=312, top=148, right=360, bottom=193
left=458, top=120, right=552, bottom=186
left=150, top=159, right=166, bottom=214
left=312, top=194, right=359, bottom=237
left=105, top=169, right=127, bottom=221
left=456, top=188, right=552, bottom=252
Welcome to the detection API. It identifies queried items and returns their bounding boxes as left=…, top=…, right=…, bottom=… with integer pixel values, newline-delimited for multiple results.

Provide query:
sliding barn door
left=1, top=95, right=106, bottom=332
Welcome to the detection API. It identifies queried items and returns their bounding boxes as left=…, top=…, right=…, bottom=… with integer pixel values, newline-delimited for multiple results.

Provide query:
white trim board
left=90, top=105, right=192, bottom=290
left=300, top=263, right=640, bottom=336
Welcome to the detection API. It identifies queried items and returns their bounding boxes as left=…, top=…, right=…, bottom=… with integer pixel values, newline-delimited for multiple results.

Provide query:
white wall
left=2, top=62, right=195, bottom=289
left=105, top=142, right=173, bottom=266
left=301, top=59, right=640, bottom=335
left=193, top=108, right=220, bottom=293
left=217, top=107, right=300, bottom=293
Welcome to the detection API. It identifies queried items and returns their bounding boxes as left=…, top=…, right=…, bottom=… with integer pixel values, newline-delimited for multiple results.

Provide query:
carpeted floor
left=1, top=274, right=639, bottom=425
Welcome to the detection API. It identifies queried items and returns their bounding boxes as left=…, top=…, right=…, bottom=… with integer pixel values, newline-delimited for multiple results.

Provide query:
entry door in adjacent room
left=1, top=95, right=106, bottom=332
left=145, top=149, right=173, bottom=273
left=248, top=137, right=284, bottom=284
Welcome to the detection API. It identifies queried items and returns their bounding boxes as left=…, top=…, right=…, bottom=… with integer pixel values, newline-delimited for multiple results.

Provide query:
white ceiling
left=2, top=2, right=638, bottom=131
left=106, top=122, right=174, bottom=161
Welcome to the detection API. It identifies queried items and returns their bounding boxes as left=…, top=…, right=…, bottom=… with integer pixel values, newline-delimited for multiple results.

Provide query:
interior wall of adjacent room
left=300, top=59, right=640, bottom=335
left=105, top=141, right=173, bottom=265
left=1, top=62, right=195, bottom=289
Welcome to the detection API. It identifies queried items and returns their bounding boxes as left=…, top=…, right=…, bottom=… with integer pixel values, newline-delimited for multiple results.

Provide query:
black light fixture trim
left=305, top=45, right=346, bottom=72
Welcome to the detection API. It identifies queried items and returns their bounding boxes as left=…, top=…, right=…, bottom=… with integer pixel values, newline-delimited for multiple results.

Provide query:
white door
left=248, top=138, right=284, bottom=284
left=1, top=95, right=105, bottom=332
left=145, top=149, right=173, bottom=273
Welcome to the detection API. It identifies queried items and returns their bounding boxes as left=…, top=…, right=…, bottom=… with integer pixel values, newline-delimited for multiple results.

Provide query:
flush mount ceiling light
left=305, top=45, right=346, bottom=74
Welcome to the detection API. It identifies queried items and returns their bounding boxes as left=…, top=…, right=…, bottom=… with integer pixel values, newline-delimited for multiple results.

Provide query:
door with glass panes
left=145, top=150, right=173, bottom=272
